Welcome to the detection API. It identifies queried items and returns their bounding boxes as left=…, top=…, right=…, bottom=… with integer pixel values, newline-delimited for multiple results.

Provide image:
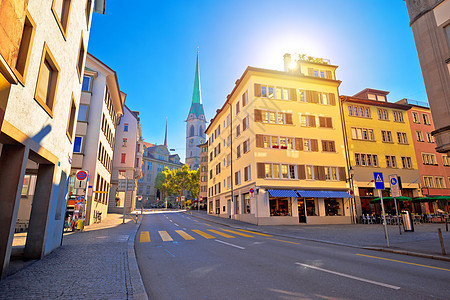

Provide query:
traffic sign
left=181, top=196, right=185, bottom=201
left=389, top=174, right=401, bottom=197
left=373, top=172, right=384, bottom=190
left=75, top=170, right=88, bottom=189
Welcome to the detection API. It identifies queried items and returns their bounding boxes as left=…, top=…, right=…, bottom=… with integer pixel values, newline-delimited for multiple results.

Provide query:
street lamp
left=346, top=167, right=356, bottom=224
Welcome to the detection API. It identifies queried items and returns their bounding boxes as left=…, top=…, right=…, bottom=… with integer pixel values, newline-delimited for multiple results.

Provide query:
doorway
left=298, top=198, right=306, bottom=223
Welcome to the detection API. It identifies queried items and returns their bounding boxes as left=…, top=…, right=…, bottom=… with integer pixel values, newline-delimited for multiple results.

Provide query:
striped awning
left=296, top=190, right=353, bottom=198
left=267, top=189, right=298, bottom=197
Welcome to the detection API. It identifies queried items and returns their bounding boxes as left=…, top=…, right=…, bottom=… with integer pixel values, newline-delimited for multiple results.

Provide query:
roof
left=187, top=52, right=205, bottom=119
left=340, top=95, right=410, bottom=110
left=143, top=142, right=155, bottom=148
left=353, top=88, right=389, bottom=98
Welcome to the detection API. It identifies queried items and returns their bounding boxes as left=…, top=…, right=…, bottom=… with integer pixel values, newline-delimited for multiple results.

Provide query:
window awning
left=296, top=190, right=353, bottom=198
left=267, top=189, right=298, bottom=197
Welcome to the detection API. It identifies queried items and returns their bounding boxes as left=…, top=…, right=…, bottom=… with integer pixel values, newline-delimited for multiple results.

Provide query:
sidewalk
left=0, top=213, right=147, bottom=299
left=187, top=210, right=450, bottom=262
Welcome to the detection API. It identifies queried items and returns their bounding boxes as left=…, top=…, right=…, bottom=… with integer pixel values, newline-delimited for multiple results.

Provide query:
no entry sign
left=76, top=170, right=87, bottom=181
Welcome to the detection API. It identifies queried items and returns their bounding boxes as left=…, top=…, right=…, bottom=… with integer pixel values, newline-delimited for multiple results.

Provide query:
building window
left=385, top=155, right=397, bottom=168
left=381, top=130, right=393, bottom=143
left=236, top=124, right=241, bottom=137
left=422, top=114, right=431, bottom=125
left=348, top=105, right=371, bottom=118
left=85, top=0, right=93, bottom=26
left=355, top=153, right=378, bottom=167
left=236, top=145, right=241, bottom=159
left=78, top=104, right=89, bottom=121
left=242, top=90, right=248, bottom=106
left=325, top=167, right=339, bottom=181
left=82, top=75, right=92, bottom=92
left=397, top=132, right=408, bottom=144
left=393, top=111, right=404, bottom=122
left=76, top=35, right=85, bottom=80
left=443, top=155, right=450, bottom=166
left=236, top=101, right=240, bottom=115
left=269, top=197, right=291, bottom=216
left=351, top=127, right=375, bottom=141
left=306, top=165, right=313, bottom=180
left=135, top=158, right=140, bottom=168
left=416, top=131, right=424, bottom=142
left=318, top=117, right=333, bottom=128
left=321, top=140, right=336, bottom=152
left=243, top=115, right=249, bottom=131
left=423, top=176, right=434, bottom=188
left=243, top=193, right=250, bottom=213
left=435, top=177, right=446, bottom=189
left=66, top=95, right=76, bottom=142
left=300, top=115, right=316, bottom=127
left=422, top=153, right=437, bottom=165
left=73, top=136, right=84, bottom=153
left=52, top=0, right=72, bottom=37
left=121, top=153, right=126, bottom=163
left=235, top=170, right=241, bottom=185
left=426, top=132, right=434, bottom=143
left=377, top=109, right=389, bottom=120
left=325, top=198, right=343, bottom=216
left=14, top=11, right=36, bottom=83
left=34, top=43, right=60, bottom=117
left=244, top=165, right=251, bottom=181
left=401, top=157, right=413, bottom=169
left=412, top=112, right=420, bottom=123
left=124, top=123, right=129, bottom=132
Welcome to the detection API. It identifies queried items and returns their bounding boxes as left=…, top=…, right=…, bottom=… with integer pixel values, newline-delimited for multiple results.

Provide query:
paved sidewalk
left=0, top=213, right=147, bottom=299
left=187, top=211, right=450, bottom=261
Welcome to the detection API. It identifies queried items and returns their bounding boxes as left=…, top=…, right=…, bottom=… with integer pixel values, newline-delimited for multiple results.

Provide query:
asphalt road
left=135, top=211, right=450, bottom=299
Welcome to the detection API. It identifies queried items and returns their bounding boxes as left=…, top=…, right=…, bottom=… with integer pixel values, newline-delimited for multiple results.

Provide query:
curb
left=185, top=212, right=450, bottom=263
left=127, top=215, right=148, bottom=300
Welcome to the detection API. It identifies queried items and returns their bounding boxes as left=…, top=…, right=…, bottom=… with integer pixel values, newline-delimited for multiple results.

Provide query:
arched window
left=199, top=126, right=204, bottom=138
left=189, top=125, right=195, bottom=137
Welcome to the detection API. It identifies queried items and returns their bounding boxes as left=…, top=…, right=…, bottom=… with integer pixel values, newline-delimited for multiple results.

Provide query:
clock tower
left=185, top=51, right=206, bottom=170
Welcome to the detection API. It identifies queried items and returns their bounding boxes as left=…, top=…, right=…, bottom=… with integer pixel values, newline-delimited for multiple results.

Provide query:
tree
left=154, top=172, right=168, bottom=205
left=188, top=168, right=200, bottom=200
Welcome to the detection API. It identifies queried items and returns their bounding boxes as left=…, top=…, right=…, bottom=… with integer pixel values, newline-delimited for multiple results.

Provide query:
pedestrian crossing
left=138, top=228, right=272, bottom=243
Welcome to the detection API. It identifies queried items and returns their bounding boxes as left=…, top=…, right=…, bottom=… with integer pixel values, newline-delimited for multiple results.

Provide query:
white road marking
left=169, top=220, right=173, bottom=222
left=183, top=228, right=187, bottom=230
left=215, top=239, right=245, bottom=250
left=295, top=263, right=400, bottom=290
left=174, top=223, right=179, bottom=227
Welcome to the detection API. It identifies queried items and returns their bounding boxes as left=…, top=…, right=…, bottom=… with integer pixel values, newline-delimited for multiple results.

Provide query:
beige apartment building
left=206, top=54, right=352, bottom=225
left=0, top=0, right=104, bottom=278
left=198, top=142, right=208, bottom=208
left=69, top=53, right=124, bottom=225
left=404, top=0, right=450, bottom=155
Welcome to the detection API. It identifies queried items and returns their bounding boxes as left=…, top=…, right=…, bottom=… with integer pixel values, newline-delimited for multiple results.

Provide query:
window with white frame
left=385, top=155, right=397, bottom=168
left=435, top=177, right=446, bottom=188
left=377, top=108, right=389, bottom=120
left=355, top=153, right=379, bottom=167
left=422, top=153, right=437, bottom=165
left=236, top=145, right=241, bottom=159
left=422, top=113, right=430, bottom=125
left=306, top=165, right=314, bottom=180
left=381, top=130, right=393, bottom=143
left=325, top=167, right=339, bottom=181
left=351, top=127, right=375, bottom=141
left=426, top=132, right=434, bottom=143
left=443, top=155, right=450, bottom=166
left=348, top=105, right=371, bottom=118
left=397, top=132, right=408, bottom=144
left=235, top=170, right=241, bottom=185
left=423, top=176, right=434, bottom=188
left=227, top=153, right=231, bottom=166
left=401, top=156, right=413, bottom=169
left=416, top=131, right=424, bottom=142
left=244, top=165, right=251, bottom=181
left=300, top=114, right=316, bottom=127
left=393, top=111, right=404, bottom=122
left=412, top=112, right=420, bottom=123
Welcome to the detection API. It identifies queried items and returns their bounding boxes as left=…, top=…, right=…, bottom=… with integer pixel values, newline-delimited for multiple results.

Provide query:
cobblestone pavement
left=0, top=214, right=144, bottom=299
left=188, top=211, right=450, bottom=258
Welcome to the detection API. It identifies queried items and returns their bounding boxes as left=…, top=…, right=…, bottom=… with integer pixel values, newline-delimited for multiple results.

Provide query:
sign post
left=389, top=174, right=402, bottom=235
left=374, top=172, right=389, bottom=247
left=123, top=176, right=128, bottom=224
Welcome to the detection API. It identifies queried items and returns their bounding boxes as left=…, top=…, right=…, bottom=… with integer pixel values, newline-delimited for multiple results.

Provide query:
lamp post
left=347, top=167, right=356, bottom=224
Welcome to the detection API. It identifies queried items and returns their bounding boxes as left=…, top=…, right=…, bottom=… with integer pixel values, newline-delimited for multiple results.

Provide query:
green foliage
left=159, top=164, right=200, bottom=200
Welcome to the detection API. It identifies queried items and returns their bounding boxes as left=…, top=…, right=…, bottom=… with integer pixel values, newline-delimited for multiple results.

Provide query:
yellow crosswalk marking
left=192, top=229, right=215, bottom=239
left=267, top=238, right=300, bottom=245
left=192, top=219, right=199, bottom=222
left=140, top=231, right=150, bottom=243
left=236, top=229, right=273, bottom=237
left=208, top=229, right=235, bottom=238
left=159, top=231, right=173, bottom=241
left=202, top=223, right=212, bottom=226
left=220, top=229, right=253, bottom=237
left=176, top=230, right=195, bottom=240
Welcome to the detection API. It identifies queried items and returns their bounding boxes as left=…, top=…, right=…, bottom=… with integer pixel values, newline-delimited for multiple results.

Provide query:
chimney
left=283, top=53, right=291, bottom=72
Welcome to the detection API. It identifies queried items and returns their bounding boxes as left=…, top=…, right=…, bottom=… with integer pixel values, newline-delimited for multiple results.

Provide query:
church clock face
left=199, top=138, right=205, bottom=144
left=189, top=138, right=194, bottom=146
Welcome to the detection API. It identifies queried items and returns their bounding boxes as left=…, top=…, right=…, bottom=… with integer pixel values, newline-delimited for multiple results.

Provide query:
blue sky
left=87, top=0, right=426, bottom=162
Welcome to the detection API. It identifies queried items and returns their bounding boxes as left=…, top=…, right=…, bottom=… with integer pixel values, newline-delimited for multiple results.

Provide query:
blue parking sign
left=373, top=172, right=384, bottom=190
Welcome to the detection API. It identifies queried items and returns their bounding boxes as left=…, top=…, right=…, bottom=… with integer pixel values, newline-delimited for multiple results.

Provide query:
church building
left=186, top=52, right=207, bottom=170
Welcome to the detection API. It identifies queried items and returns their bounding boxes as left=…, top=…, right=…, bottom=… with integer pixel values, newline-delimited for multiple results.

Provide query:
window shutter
left=326, top=70, right=332, bottom=79
left=318, top=166, right=326, bottom=181
left=308, top=68, right=314, bottom=76
left=290, top=88, right=297, bottom=101
left=244, top=168, right=248, bottom=181
left=256, top=134, right=264, bottom=148
left=243, top=141, right=248, bottom=153
left=235, top=172, right=239, bottom=185
left=254, top=84, right=261, bottom=97
left=330, top=141, right=335, bottom=152
left=311, top=139, right=319, bottom=152
left=329, top=93, right=336, bottom=106
left=312, top=91, right=319, bottom=103
left=257, top=163, right=265, bottom=178
left=326, top=117, right=333, bottom=128
left=243, top=118, right=247, bottom=130
left=314, top=166, right=320, bottom=180
left=254, top=109, right=262, bottom=122
left=322, top=140, right=328, bottom=152
left=306, top=90, right=313, bottom=103
left=242, top=93, right=246, bottom=106
left=298, top=165, right=306, bottom=179
left=295, top=138, right=303, bottom=150
left=286, top=113, right=293, bottom=125
left=319, top=117, right=326, bottom=128
left=309, top=115, right=316, bottom=127
left=339, top=167, right=346, bottom=181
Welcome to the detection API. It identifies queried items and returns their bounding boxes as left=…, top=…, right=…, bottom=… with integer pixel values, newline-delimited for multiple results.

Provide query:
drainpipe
left=226, top=101, right=234, bottom=219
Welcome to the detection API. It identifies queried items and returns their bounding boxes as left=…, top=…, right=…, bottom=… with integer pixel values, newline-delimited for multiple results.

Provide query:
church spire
left=164, top=118, right=168, bottom=147
left=192, top=50, right=202, bottom=105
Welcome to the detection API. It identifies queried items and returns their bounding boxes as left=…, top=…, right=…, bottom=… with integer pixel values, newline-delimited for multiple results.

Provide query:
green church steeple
left=188, top=51, right=205, bottom=118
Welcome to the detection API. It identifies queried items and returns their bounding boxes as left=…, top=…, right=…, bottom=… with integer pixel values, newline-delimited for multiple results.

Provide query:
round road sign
left=76, top=170, right=87, bottom=181
left=249, top=188, right=254, bottom=193
left=390, top=177, right=397, bottom=185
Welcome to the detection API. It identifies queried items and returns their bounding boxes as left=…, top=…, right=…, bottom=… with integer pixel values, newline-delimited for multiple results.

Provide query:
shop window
left=76, top=35, right=86, bottom=80
left=34, top=43, right=60, bottom=117
left=325, top=198, right=343, bottom=216
left=305, top=198, right=317, bottom=216
left=15, top=11, right=36, bottom=84
left=66, top=95, right=76, bottom=142
left=243, top=193, right=250, bottom=213
left=269, top=197, right=291, bottom=216
left=52, top=0, right=72, bottom=38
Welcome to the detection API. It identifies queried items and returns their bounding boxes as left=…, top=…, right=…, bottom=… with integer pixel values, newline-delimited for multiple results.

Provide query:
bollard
left=438, top=228, right=446, bottom=256
left=446, top=218, right=448, bottom=232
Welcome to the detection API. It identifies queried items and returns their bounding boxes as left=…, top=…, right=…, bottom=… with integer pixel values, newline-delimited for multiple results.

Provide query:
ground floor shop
left=207, top=186, right=353, bottom=225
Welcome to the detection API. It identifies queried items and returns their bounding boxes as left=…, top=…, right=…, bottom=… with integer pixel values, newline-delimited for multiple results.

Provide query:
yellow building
left=340, top=89, right=421, bottom=218
left=205, top=54, right=352, bottom=225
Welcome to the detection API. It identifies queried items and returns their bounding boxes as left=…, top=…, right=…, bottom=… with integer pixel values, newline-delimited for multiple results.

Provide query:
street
left=135, top=211, right=450, bottom=299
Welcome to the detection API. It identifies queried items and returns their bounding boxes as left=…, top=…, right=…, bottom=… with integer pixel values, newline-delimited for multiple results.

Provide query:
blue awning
left=267, top=189, right=299, bottom=197
left=296, top=190, right=353, bottom=198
